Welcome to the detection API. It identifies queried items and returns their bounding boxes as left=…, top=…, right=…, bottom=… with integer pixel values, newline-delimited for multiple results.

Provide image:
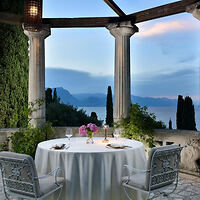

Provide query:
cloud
left=132, top=68, right=199, bottom=97
left=45, top=68, right=113, bottom=94
left=178, top=55, right=196, bottom=64
left=137, top=20, right=200, bottom=38
left=159, top=68, right=196, bottom=79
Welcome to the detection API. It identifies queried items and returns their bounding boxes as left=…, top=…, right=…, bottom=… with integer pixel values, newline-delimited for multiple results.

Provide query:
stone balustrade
left=154, top=129, right=200, bottom=176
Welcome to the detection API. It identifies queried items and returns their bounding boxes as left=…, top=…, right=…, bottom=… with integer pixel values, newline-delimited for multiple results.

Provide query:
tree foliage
left=169, top=118, right=172, bottom=129
left=8, top=97, right=55, bottom=158
left=106, top=86, right=113, bottom=127
left=0, top=0, right=29, bottom=128
left=46, top=88, right=102, bottom=127
left=182, top=96, right=196, bottom=130
left=45, top=88, right=53, bottom=105
left=176, top=95, right=184, bottom=129
left=11, top=122, right=55, bottom=158
left=91, top=112, right=98, bottom=120
left=116, top=104, right=166, bottom=148
left=52, top=88, right=60, bottom=103
left=176, top=95, right=196, bottom=130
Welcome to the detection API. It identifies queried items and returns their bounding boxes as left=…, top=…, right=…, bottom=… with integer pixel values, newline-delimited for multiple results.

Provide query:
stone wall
left=0, top=128, right=18, bottom=149
left=0, top=127, right=199, bottom=176
left=154, top=129, right=200, bottom=176
left=0, top=129, right=18, bottom=143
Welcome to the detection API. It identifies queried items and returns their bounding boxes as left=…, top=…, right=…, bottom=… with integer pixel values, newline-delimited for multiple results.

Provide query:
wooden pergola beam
left=0, top=0, right=199, bottom=28
left=42, top=17, right=122, bottom=28
left=128, top=0, right=200, bottom=23
left=103, top=0, right=126, bottom=16
left=0, top=12, right=23, bottom=25
left=43, top=0, right=200, bottom=28
left=0, top=11, right=122, bottom=27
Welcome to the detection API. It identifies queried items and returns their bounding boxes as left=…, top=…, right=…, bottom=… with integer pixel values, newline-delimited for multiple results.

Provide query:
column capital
left=24, top=24, right=51, bottom=39
left=107, top=21, right=138, bottom=38
left=186, top=2, right=200, bottom=21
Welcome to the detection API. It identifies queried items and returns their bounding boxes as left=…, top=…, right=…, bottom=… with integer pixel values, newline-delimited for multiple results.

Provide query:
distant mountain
left=53, top=87, right=80, bottom=106
left=74, top=93, right=106, bottom=107
left=54, top=87, right=177, bottom=107
left=131, top=96, right=177, bottom=107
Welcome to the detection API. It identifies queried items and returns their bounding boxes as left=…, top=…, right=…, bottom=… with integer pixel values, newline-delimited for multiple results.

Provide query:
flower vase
left=86, top=132, right=94, bottom=144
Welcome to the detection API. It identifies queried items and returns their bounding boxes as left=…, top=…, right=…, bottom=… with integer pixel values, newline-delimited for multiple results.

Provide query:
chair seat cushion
left=39, top=176, right=64, bottom=197
left=122, top=173, right=147, bottom=191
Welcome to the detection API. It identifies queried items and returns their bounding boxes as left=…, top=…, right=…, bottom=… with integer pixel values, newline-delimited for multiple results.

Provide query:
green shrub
left=0, top=137, right=10, bottom=151
left=11, top=122, right=55, bottom=158
left=0, top=0, right=29, bottom=128
left=0, top=1, right=28, bottom=128
left=116, top=104, right=166, bottom=148
left=0, top=23, right=29, bottom=128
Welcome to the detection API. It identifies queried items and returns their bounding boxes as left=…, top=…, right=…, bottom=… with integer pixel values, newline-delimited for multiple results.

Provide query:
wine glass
left=113, top=129, right=120, bottom=141
left=65, top=129, right=73, bottom=146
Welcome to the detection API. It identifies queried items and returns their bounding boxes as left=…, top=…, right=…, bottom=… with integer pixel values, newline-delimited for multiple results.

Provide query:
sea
left=78, top=106, right=200, bottom=130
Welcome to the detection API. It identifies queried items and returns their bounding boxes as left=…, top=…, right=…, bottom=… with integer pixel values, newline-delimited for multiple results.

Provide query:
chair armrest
left=37, top=168, right=64, bottom=186
left=124, top=165, right=149, bottom=174
left=123, top=165, right=149, bottom=182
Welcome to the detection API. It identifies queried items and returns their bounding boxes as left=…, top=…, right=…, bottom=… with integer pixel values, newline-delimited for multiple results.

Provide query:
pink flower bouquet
left=79, top=125, right=88, bottom=136
left=79, top=123, right=98, bottom=138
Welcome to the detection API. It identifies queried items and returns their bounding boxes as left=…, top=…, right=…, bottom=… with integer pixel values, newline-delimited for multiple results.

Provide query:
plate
left=106, top=143, right=132, bottom=149
left=51, top=143, right=67, bottom=150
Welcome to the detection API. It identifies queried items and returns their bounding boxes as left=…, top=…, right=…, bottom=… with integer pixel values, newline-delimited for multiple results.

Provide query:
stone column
left=107, top=21, right=138, bottom=122
left=186, top=3, right=200, bottom=129
left=24, top=25, right=51, bottom=127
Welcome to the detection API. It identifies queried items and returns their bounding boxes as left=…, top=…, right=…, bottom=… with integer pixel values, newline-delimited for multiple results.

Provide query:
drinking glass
left=65, top=129, right=73, bottom=146
left=113, top=129, right=120, bottom=141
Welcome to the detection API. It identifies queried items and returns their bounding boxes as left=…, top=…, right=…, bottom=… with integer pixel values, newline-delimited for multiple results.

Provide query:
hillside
left=53, top=87, right=178, bottom=107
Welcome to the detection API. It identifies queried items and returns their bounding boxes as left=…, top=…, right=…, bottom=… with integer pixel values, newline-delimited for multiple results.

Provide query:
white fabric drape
left=35, top=137, right=147, bottom=200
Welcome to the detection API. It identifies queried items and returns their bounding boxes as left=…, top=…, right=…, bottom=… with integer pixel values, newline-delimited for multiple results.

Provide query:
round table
left=35, top=137, right=147, bottom=200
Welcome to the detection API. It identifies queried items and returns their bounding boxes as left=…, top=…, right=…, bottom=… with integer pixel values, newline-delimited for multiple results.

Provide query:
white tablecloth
left=35, top=137, right=147, bottom=200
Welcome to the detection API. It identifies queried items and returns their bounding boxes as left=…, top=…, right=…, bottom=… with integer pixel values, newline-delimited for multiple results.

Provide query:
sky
left=43, top=0, right=200, bottom=101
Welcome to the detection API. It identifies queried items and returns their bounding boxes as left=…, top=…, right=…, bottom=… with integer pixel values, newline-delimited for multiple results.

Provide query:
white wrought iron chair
left=122, top=144, right=185, bottom=200
left=0, top=151, right=64, bottom=200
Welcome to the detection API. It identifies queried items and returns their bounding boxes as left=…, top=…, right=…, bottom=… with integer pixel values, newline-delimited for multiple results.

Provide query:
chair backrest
left=0, top=151, right=40, bottom=198
left=146, top=145, right=183, bottom=191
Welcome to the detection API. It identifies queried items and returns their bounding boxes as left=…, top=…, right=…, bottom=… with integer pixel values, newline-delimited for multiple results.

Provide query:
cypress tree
left=191, top=104, right=196, bottom=130
left=182, top=96, right=190, bottom=130
left=52, top=88, right=58, bottom=103
left=45, top=88, right=53, bottom=105
left=0, top=0, right=29, bottom=128
left=182, top=96, right=196, bottom=130
left=91, top=112, right=98, bottom=120
left=106, top=86, right=113, bottom=127
left=169, top=118, right=172, bottom=129
left=176, top=95, right=184, bottom=129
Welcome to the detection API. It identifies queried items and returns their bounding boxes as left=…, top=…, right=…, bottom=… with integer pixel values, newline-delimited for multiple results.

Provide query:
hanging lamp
left=24, top=0, right=42, bottom=32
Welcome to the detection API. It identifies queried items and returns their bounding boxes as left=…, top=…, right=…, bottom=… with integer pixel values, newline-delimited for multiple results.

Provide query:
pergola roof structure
left=1, top=0, right=199, bottom=127
left=0, top=0, right=199, bottom=27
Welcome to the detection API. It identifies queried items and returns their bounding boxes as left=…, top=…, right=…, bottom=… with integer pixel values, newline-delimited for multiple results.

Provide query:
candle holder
left=102, top=125, right=109, bottom=143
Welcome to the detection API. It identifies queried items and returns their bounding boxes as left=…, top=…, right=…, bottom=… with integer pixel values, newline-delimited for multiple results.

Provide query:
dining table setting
left=35, top=136, right=147, bottom=200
